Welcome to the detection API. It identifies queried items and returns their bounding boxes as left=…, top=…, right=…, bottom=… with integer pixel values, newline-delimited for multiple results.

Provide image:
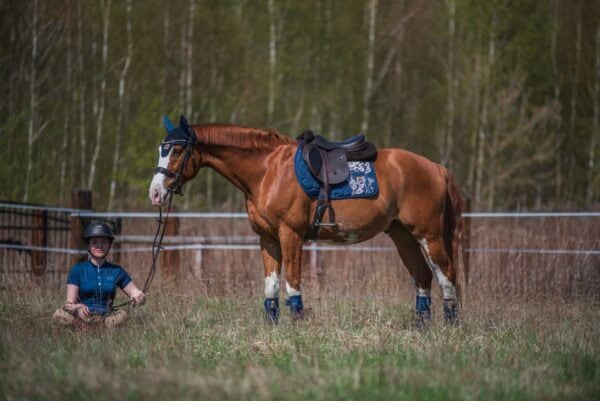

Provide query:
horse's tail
left=442, top=169, right=467, bottom=305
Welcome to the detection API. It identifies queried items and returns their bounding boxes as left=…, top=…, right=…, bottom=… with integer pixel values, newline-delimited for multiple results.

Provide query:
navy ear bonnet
left=160, top=115, right=197, bottom=157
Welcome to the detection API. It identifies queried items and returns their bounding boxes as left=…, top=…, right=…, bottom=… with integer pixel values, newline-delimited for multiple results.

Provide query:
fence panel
left=0, top=203, right=72, bottom=287
left=1, top=202, right=598, bottom=301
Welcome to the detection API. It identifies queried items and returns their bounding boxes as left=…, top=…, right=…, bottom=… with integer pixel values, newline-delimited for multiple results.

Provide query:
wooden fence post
left=31, top=209, right=47, bottom=276
left=461, top=197, right=471, bottom=304
left=309, top=242, right=320, bottom=294
left=161, top=208, right=179, bottom=277
left=70, top=190, right=92, bottom=266
left=111, top=217, right=122, bottom=265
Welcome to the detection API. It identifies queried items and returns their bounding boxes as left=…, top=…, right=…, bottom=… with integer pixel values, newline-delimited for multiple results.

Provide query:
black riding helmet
left=83, top=222, right=115, bottom=242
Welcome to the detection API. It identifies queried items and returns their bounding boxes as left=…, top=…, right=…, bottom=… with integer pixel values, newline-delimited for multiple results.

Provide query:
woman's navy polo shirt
left=66, top=260, right=132, bottom=314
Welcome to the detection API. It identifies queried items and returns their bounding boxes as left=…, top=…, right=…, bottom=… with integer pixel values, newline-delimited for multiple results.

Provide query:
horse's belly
left=316, top=223, right=381, bottom=245
left=313, top=200, right=391, bottom=244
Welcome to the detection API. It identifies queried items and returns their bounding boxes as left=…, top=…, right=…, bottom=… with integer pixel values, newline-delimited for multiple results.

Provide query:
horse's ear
left=179, top=115, right=189, bottom=131
left=162, top=115, right=175, bottom=133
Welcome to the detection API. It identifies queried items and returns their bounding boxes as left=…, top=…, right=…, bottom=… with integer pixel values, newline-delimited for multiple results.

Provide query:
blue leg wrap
left=415, top=296, right=431, bottom=326
left=285, top=295, right=304, bottom=318
left=264, top=298, right=279, bottom=324
left=443, top=299, right=459, bottom=325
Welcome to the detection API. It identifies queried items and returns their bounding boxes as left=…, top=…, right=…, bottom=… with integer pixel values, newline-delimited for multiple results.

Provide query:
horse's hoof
left=443, top=299, right=459, bottom=326
left=414, top=313, right=431, bottom=329
left=291, top=309, right=305, bottom=322
left=265, top=315, right=279, bottom=325
left=263, top=298, right=279, bottom=325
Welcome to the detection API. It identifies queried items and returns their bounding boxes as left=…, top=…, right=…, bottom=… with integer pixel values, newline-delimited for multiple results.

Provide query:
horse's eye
left=172, top=148, right=182, bottom=156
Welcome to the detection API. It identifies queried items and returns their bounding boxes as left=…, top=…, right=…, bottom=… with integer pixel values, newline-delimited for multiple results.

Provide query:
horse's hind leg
left=260, top=236, right=282, bottom=323
left=417, top=236, right=459, bottom=325
left=387, top=223, right=433, bottom=326
left=279, top=225, right=305, bottom=320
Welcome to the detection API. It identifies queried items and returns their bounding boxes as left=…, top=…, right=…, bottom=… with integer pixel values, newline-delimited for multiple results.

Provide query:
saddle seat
left=313, top=133, right=366, bottom=151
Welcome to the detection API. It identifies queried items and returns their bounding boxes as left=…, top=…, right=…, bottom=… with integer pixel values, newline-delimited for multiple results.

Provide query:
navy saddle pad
left=293, top=145, right=379, bottom=200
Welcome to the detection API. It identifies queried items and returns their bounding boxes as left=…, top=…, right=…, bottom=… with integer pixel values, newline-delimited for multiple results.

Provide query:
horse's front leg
left=279, top=225, right=305, bottom=320
left=260, top=236, right=282, bottom=324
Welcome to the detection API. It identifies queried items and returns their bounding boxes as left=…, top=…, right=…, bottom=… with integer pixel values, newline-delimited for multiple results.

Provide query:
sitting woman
left=53, top=222, right=145, bottom=329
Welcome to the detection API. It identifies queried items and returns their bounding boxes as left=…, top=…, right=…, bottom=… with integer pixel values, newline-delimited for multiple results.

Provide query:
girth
left=297, top=130, right=377, bottom=240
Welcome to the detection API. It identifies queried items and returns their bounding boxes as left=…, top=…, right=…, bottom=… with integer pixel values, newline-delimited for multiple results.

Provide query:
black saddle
left=298, top=130, right=376, bottom=185
left=297, top=130, right=377, bottom=240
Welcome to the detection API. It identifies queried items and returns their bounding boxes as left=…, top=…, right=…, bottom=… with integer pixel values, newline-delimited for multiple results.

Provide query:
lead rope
left=112, top=192, right=174, bottom=309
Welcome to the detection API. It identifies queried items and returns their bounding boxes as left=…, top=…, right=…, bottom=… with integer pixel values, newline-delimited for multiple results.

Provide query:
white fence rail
left=1, top=203, right=599, bottom=255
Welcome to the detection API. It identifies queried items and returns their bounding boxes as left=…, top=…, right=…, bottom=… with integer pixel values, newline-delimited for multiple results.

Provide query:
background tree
left=0, top=0, right=597, bottom=211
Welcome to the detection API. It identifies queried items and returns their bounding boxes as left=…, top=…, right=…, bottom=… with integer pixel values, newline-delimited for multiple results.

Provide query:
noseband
left=155, top=126, right=198, bottom=196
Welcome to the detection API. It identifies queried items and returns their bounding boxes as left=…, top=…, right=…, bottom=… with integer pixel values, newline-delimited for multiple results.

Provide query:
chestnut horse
left=149, top=116, right=464, bottom=325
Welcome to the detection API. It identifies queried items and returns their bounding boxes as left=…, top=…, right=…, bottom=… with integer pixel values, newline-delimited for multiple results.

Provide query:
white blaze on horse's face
left=149, top=145, right=173, bottom=206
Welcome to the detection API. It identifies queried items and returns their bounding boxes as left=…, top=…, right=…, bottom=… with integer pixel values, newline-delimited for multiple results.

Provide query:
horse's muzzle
left=149, top=185, right=167, bottom=206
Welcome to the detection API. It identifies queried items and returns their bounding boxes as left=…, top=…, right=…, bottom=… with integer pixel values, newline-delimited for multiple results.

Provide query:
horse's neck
left=195, top=125, right=287, bottom=199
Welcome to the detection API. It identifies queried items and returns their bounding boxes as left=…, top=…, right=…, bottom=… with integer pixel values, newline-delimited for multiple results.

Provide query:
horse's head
left=149, top=115, right=200, bottom=206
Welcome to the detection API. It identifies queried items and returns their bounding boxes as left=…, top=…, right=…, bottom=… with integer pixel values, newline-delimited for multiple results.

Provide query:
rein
left=112, top=189, right=174, bottom=310
left=113, top=116, right=196, bottom=310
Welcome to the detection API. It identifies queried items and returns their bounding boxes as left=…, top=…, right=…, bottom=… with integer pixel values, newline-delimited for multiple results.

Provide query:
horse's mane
left=195, top=124, right=295, bottom=151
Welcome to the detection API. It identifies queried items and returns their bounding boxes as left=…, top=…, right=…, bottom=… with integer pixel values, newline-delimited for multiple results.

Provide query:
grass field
left=1, top=288, right=599, bottom=401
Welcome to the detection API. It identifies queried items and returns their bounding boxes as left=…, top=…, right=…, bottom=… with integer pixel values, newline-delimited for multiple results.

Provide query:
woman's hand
left=65, top=302, right=90, bottom=317
left=131, top=290, right=146, bottom=307
left=75, top=304, right=90, bottom=318
left=123, top=283, right=146, bottom=307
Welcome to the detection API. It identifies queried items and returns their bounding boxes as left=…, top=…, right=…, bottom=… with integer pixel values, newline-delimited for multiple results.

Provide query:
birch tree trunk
left=267, top=0, right=277, bottom=124
left=185, top=0, right=195, bottom=119
left=161, top=7, right=170, bottom=106
left=566, top=9, right=582, bottom=200
left=87, top=0, right=112, bottom=190
left=60, top=0, right=73, bottom=206
left=551, top=1, right=563, bottom=201
left=441, top=0, right=456, bottom=167
left=587, top=26, right=600, bottom=207
left=77, top=2, right=86, bottom=188
left=108, top=0, right=132, bottom=210
left=179, top=18, right=186, bottom=113
left=468, top=39, right=482, bottom=198
left=361, top=0, right=378, bottom=134
left=181, top=0, right=195, bottom=210
left=473, top=16, right=496, bottom=209
left=23, top=0, right=39, bottom=202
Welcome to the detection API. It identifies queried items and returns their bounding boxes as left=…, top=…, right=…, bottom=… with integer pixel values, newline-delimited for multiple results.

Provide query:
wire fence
left=1, top=202, right=599, bottom=299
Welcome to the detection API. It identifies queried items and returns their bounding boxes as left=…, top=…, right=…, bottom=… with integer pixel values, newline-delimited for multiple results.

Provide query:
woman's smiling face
left=88, top=237, right=110, bottom=259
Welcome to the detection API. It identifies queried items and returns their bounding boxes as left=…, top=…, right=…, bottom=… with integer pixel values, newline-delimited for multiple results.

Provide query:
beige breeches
left=53, top=308, right=128, bottom=329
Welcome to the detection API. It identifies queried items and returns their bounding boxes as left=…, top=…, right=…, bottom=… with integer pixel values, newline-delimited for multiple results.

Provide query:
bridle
left=154, top=125, right=198, bottom=196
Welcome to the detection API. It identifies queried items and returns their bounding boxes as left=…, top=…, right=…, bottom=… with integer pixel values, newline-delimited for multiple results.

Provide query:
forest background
left=1, top=0, right=599, bottom=212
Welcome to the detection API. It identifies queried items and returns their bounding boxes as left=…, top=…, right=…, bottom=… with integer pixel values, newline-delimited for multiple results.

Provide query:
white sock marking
left=418, top=239, right=456, bottom=300
left=286, top=281, right=301, bottom=297
left=415, top=286, right=431, bottom=297
left=264, top=271, right=280, bottom=299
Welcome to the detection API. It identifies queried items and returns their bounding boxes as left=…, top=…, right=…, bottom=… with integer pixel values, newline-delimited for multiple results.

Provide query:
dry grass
left=0, top=287, right=599, bottom=401
left=1, top=215, right=599, bottom=400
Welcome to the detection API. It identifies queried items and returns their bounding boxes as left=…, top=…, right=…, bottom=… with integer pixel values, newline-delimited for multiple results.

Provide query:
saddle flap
left=302, top=143, right=350, bottom=185
left=325, top=149, right=350, bottom=184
